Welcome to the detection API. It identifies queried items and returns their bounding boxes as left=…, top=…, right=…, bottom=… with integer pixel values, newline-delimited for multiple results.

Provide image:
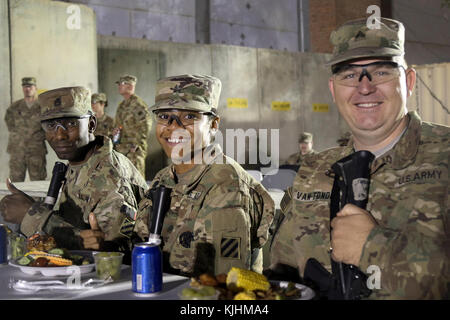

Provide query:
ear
left=88, top=115, right=97, bottom=133
left=328, top=77, right=336, bottom=102
left=210, top=116, right=220, bottom=132
left=405, top=67, right=416, bottom=98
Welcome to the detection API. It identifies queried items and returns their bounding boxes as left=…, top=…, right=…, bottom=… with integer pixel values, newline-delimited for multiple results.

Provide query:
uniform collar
left=336, top=111, right=421, bottom=172
left=370, top=111, right=421, bottom=170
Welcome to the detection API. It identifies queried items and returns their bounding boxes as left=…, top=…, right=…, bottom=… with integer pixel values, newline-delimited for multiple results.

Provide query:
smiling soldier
left=0, top=86, right=148, bottom=256
left=268, top=18, right=449, bottom=299
left=133, top=74, right=275, bottom=277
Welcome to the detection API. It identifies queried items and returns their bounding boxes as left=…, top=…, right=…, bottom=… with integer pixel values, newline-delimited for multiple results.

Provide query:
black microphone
left=148, top=185, right=172, bottom=245
left=44, top=162, right=68, bottom=209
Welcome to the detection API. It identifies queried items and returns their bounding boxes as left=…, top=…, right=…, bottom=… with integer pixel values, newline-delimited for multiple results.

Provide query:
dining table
left=0, top=262, right=190, bottom=300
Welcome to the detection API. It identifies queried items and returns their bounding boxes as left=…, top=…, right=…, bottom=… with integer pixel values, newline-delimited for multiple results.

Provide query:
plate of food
left=179, top=267, right=315, bottom=300
left=8, top=234, right=96, bottom=277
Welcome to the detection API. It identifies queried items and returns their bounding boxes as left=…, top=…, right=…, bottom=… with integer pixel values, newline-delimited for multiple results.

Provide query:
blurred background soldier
left=91, top=92, right=114, bottom=138
left=4, top=77, right=47, bottom=182
left=113, top=75, right=152, bottom=178
left=284, top=132, right=317, bottom=166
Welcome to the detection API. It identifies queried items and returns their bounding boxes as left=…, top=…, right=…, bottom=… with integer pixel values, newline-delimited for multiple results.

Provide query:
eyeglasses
left=41, top=116, right=90, bottom=132
left=154, top=110, right=212, bottom=127
left=332, top=61, right=403, bottom=87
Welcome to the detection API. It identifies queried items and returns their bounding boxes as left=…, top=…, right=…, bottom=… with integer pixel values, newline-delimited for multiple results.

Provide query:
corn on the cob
left=234, top=291, right=257, bottom=300
left=226, top=267, right=270, bottom=292
left=27, top=253, right=73, bottom=266
left=46, top=256, right=73, bottom=266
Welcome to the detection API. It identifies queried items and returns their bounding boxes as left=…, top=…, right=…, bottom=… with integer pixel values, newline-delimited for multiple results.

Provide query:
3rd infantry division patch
left=119, top=217, right=135, bottom=238
left=220, top=237, right=240, bottom=259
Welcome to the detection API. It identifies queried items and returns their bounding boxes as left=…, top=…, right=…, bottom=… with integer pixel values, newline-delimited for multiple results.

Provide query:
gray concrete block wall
left=392, top=0, right=450, bottom=65
left=66, top=0, right=303, bottom=52
left=210, top=0, right=299, bottom=51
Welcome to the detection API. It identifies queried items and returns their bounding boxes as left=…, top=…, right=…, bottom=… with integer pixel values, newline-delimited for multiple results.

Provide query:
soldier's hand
left=330, top=204, right=376, bottom=266
left=0, top=178, right=34, bottom=224
left=80, top=212, right=105, bottom=250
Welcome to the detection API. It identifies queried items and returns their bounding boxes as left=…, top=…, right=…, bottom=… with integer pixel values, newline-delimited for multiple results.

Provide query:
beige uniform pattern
left=95, top=113, right=114, bottom=138
left=285, top=150, right=317, bottom=166
left=20, top=136, right=149, bottom=251
left=270, top=112, right=449, bottom=299
left=134, top=146, right=275, bottom=276
left=114, top=94, right=151, bottom=177
left=4, top=99, right=47, bottom=181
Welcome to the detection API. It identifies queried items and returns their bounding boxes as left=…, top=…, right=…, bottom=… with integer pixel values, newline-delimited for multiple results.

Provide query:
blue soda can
left=132, top=242, right=162, bottom=295
left=0, top=224, right=7, bottom=264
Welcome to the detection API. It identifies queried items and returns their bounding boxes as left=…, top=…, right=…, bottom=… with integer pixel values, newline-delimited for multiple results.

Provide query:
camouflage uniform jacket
left=134, top=146, right=275, bottom=276
left=114, top=94, right=151, bottom=156
left=20, top=136, right=149, bottom=250
left=95, top=113, right=114, bottom=138
left=270, top=111, right=449, bottom=299
left=284, top=149, right=317, bottom=166
left=4, top=99, right=47, bottom=155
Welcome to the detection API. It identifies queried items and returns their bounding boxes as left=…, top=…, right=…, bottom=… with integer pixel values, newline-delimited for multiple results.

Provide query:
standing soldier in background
left=113, top=75, right=152, bottom=178
left=4, top=77, right=47, bottom=182
left=284, top=132, right=317, bottom=166
left=91, top=93, right=114, bottom=138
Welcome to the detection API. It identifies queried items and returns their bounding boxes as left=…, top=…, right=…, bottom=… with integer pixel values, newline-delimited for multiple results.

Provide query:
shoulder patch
left=220, top=237, right=241, bottom=259
left=119, top=217, right=135, bottom=238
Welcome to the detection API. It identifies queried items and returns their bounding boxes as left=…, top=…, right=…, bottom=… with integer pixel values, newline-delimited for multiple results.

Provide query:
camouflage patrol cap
left=91, top=93, right=107, bottom=104
left=150, top=74, right=222, bottom=114
left=326, top=17, right=405, bottom=67
left=22, top=77, right=36, bottom=86
left=115, top=74, right=137, bottom=85
left=299, top=132, right=313, bottom=143
left=38, top=86, right=93, bottom=121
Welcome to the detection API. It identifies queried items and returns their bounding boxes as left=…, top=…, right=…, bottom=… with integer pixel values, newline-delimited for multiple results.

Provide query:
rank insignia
left=220, top=237, right=240, bottom=259
left=119, top=217, right=135, bottom=238
left=188, top=190, right=202, bottom=200
left=179, top=231, right=194, bottom=248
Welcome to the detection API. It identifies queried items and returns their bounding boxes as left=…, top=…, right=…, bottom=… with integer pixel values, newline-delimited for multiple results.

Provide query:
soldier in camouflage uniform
left=91, top=93, right=114, bottom=138
left=4, top=77, right=47, bottom=182
left=269, top=18, right=449, bottom=299
left=284, top=132, right=317, bottom=166
left=0, top=86, right=148, bottom=255
left=133, top=75, right=275, bottom=277
left=113, top=75, right=152, bottom=178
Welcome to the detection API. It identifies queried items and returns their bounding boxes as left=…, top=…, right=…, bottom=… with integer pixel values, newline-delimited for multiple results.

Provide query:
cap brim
left=325, top=47, right=404, bottom=66
left=150, top=100, right=212, bottom=113
left=40, top=111, right=89, bottom=121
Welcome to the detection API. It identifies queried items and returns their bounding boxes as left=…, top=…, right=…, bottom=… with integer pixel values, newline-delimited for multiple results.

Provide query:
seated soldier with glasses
left=132, top=74, right=275, bottom=277
left=0, top=86, right=148, bottom=258
left=268, top=18, right=448, bottom=299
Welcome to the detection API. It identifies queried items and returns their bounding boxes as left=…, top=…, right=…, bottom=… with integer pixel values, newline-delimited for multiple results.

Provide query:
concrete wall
left=0, top=0, right=11, bottom=182
left=64, top=0, right=305, bottom=52
left=392, top=0, right=450, bottom=66
left=0, top=0, right=98, bottom=182
left=97, top=35, right=339, bottom=179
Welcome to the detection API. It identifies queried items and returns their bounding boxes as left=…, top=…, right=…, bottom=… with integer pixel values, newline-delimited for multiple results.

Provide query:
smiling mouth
left=354, top=102, right=383, bottom=108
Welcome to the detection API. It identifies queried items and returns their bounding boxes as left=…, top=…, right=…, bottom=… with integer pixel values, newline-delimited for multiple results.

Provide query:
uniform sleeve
left=128, top=102, right=151, bottom=151
left=89, top=173, right=143, bottom=242
left=359, top=204, right=449, bottom=299
left=267, top=188, right=300, bottom=270
left=4, top=106, right=15, bottom=131
left=194, top=182, right=269, bottom=275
